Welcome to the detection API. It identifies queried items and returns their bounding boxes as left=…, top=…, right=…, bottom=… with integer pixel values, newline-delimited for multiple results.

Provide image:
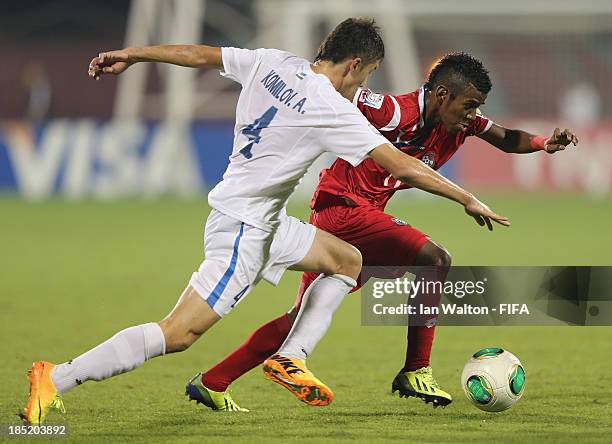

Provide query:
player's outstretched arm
left=370, top=143, right=510, bottom=231
left=478, top=123, right=579, bottom=154
left=88, top=45, right=223, bottom=80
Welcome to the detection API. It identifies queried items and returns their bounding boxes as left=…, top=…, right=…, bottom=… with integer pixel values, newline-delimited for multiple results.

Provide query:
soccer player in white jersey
left=21, top=19, right=509, bottom=422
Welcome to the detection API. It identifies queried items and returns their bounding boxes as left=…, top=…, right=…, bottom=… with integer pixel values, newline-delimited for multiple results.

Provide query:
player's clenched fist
left=88, top=50, right=133, bottom=80
left=545, top=127, right=579, bottom=153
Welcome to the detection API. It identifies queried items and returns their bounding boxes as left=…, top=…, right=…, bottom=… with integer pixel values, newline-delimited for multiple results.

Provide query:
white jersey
left=207, top=47, right=388, bottom=232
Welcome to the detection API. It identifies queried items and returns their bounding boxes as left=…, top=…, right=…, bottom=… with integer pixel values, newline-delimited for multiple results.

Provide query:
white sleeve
left=220, top=47, right=262, bottom=84
left=220, top=47, right=293, bottom=85
left=324, top=106, right=389, bottom=167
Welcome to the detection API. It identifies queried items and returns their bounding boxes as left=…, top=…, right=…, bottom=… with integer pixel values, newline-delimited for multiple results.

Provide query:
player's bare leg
left=22, top=285, right=220, bottom=424
left=391, top=239, right=453, bottom=407
left=159, top=286, right=221, bottom=352
left=263, top=228, right=361, bottom=406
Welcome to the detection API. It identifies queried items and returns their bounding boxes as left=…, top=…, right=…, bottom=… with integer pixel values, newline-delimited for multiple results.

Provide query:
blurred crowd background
left=1, top=0, right=612, bottom=200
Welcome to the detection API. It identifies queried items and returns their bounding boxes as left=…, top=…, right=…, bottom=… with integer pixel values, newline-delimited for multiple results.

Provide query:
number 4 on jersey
left=239, top=106, right=278, bottom=159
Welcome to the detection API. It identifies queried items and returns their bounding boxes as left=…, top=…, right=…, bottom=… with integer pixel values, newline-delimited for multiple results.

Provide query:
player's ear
left=348, top=57, right=362, bottom=72
left=435, top=85, right=449, bottom=105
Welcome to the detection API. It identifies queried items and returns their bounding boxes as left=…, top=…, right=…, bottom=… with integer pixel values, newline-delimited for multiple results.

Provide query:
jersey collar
left=418, top=86, right=426, bottom=128
left=411, top=86, right=426, bottom=131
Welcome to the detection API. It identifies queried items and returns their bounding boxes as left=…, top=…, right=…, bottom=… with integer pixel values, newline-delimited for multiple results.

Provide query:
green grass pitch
left=1, top=194, right=611, bottom=443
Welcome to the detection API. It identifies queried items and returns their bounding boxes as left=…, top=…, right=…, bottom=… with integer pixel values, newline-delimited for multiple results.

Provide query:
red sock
left=403, top=324, right=436, bottom=371
left=403, top=265, right=445, bottom=372
left=201, top=313, right=293, bottom=392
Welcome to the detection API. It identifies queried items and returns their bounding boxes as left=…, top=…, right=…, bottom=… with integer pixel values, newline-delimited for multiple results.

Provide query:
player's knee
left=432, top=246, right=452, bottom=268
left=158, top=319, right=201, bottom=353
left=335, top=245, right=362, bottom=279
left=417, top=241, right=452, bottom=269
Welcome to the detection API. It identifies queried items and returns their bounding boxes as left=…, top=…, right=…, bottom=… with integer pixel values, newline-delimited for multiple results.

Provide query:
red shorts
left=295, top=193, right=430, bottom=308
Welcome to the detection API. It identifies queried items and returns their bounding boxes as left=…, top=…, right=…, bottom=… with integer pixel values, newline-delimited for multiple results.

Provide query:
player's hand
left=545, top=128, right=578, bottom=153
left=464, top=196, right=510, bottom=231
left=88, top=50, right=133, bottom=80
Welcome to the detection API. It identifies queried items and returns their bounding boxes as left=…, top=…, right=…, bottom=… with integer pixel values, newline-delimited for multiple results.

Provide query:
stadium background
left=1, top=1, right=611, bottom=442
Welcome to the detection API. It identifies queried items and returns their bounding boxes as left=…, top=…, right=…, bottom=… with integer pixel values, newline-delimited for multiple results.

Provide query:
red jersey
left=312, top=86, right=492, bottom=210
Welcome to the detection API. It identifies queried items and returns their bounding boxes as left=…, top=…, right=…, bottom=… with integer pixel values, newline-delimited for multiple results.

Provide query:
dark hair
left=425, top=52, right=492, bottom=95
left=315, top=18, right=384, bottom=65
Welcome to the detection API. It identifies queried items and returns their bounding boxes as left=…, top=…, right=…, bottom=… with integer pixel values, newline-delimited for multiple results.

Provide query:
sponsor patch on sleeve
left=363, top=90, right=385, bottom=109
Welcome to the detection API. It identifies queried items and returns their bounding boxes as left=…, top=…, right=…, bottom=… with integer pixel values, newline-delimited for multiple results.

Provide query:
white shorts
left=189, top=209, right=317, bottom=316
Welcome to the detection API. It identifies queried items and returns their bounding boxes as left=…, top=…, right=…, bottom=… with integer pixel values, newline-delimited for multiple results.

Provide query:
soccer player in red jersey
left=189, top=53, right=578, bottom=410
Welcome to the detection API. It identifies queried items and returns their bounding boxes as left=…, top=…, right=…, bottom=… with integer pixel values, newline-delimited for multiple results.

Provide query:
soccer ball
left=461, top=347, right=526, bottom=412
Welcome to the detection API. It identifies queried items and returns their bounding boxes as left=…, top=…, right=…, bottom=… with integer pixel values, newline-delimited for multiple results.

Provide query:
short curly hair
left=425, top=52, right=492, bottom=95
left=315, top=18, right=384, bottom=65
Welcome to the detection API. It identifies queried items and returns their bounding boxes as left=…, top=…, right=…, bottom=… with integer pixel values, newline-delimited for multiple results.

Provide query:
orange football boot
left=20, top=361, right=65, bottom=424
left=263, top=354, right=333, bottom=406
